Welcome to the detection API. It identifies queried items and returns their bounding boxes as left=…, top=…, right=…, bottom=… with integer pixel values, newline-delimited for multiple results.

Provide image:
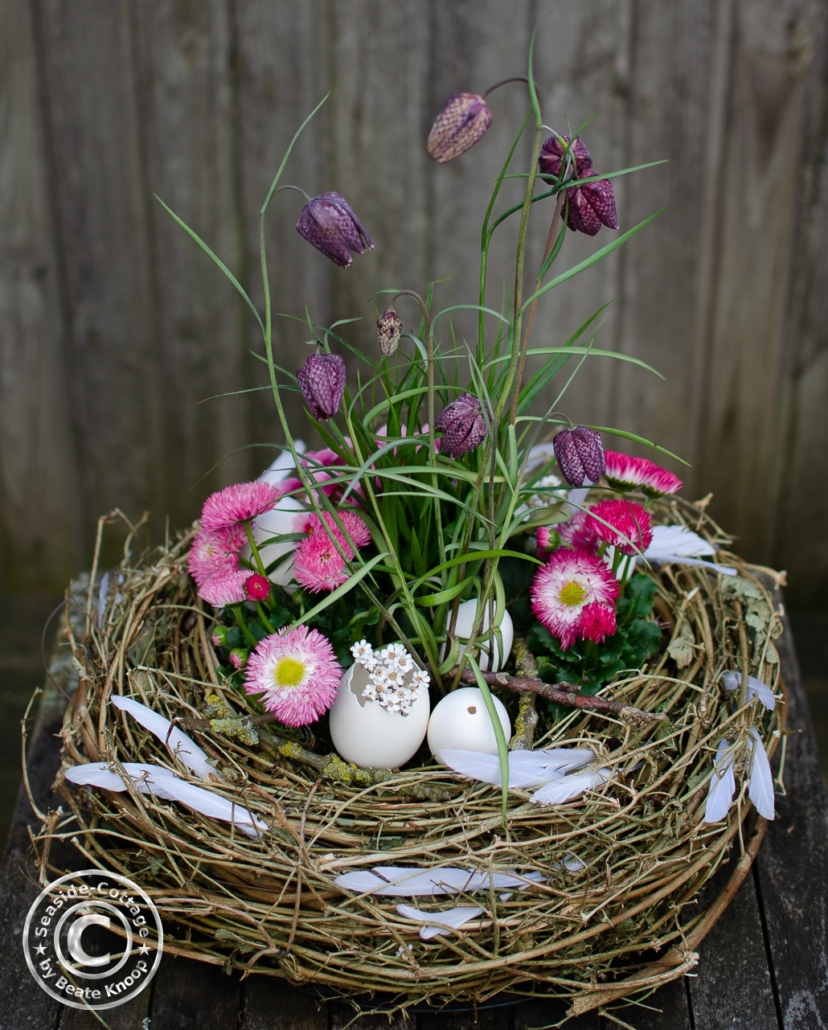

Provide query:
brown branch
left=448, top=665, right=667, bottom=727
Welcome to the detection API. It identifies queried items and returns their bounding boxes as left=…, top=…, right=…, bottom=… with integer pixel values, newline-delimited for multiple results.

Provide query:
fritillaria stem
left=509, top=191, right=566, bottom=425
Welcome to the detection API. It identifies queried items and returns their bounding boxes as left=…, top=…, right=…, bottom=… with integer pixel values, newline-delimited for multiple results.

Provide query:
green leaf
left=519, top=210, right=666, bottom=315
left=466, top=656, right=510, bottom=824
left=155, top=195, right=265, bottom=338
left=260, top=94, right=329, bottom=214
left=292, top=552, right=389, bottom=628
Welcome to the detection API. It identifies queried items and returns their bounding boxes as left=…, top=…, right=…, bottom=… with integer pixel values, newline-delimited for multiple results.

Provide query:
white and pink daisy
left=590, top=499, right=653, bottom=556
left=244, top=626, right=341, bottom=726
left=198, top=569, right=250, bottom=607
left=603, top=451, right=683, bottom=497
left=188, top=525, right=246, bottom=586
left=531, top=549, right=620, bottom=650
left=292, top=532, right=351, bottom=593
left=201, top=480, right=281, bottom=532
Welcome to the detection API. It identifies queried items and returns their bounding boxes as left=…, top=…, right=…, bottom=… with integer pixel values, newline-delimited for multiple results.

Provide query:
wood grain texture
left=772, top=9, right=828, bottom=609
left=686, top=851, right=779, bottom=1030
left=232, top=0, right=331, bottom=456
left=755, top=613, right=828, bottom=1027
left=133, top=0, right=254, bottom=523
left=0, top=0, right=83, bottom=590
left=240, top=975, right=327, bottom=1029
left=2, top=0, right=828, bottom=603
left=34, top=0, right=165, bottom=564
left=695, top=1, right=820, bottom=562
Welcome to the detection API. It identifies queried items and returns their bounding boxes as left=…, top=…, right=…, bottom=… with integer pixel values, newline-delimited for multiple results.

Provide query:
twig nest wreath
left=38, top=42, right=786, bottom=1021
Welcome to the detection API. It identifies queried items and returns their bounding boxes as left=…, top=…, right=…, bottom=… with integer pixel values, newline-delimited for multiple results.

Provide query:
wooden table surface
left=2, top=616, right=827, bottom=1030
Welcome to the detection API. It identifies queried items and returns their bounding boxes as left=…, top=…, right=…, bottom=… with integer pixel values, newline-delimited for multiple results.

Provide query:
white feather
left=334, top=866, right=544, bottom=897
left=647, top=525, right=715, bottom=558
left=396, top=904, right=484, bottom=939
left=748, top=729, right=775, bottom=820
left=704, top=739, right=736, bottom=823
left=530, top=766, right=612, bottom=806
left=721, top=672, right=776, bottom=711
left=436, top=747, right=595, bottom=790
left=110, top=695, right=218, bottom=779
left=65, top=761, right=267, bottom=837
left=510, top=748, right=595, bottom=775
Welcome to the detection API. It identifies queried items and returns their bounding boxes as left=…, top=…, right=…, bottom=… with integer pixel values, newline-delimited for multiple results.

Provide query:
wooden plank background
left=1, top=0, right=826, bottom=607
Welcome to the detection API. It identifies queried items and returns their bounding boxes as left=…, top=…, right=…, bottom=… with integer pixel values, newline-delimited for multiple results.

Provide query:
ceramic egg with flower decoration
left=328, top=641, right=431, bottom=769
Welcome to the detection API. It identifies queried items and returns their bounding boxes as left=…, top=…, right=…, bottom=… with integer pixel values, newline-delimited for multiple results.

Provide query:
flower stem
left=494, top=123, right=543, bottom=420
left=509, top=191, right=566, bottom=425
left=255, top=602, right=275, bottom=635
left=232, top=605, right=258, bottom=648
left=244, top=519, right=268, bottom=579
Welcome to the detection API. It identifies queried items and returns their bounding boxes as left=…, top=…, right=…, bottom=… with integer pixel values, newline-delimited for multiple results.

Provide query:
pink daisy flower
left=201, top=481, right=280, bottom=532
left=244, top=573, right=271, bottom=601
left=538, top=510, right=601, bottom=557
left=603, top=451, right=683, bottom=497
left=578, top=602, right=618, bottom=644
left=188, top=525, right=246, bottom=586
left=244, top=626, right=342, bottom=726
left=292, top=533, right=351, bottom=593
left=531, top=549, right=620, bottom=650
left=198, top=569, right=250, bottom=607
left=307, top=511, right=372, bottom=549
left=590, top=499, right=653, bottom=556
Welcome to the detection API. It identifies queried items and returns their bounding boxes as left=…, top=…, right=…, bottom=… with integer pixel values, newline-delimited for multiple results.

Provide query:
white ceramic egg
left=427, top=687, right=511, bottom=759
left=245, top=495, right=305, bottom=587
left=328, top=664, right=430, bottom=769
left=445, top=600, right=514, bottom=672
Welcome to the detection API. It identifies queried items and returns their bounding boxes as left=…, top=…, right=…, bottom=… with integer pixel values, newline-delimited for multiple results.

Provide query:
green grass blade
left=155, top=195, right=265, bottom=338
left=261, top=94, right=329, bottom=215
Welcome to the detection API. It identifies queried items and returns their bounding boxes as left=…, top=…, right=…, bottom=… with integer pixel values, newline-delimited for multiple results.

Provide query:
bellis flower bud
left=427, top=93, right=492, bottom=163
left=296, top=192, right=374, bottom=268
left=244, top=573, right=271, bottom=602
left=229, top=648, right=249, bottom=671
left=377, top=308, right=402, bottom=356
left=435, top=393, right=490, bottom=459
left=538, top=135, right=593, bottom=183
left=553, top=426, right=606, bottom=487
left=297, top=353, right=346, bottom=421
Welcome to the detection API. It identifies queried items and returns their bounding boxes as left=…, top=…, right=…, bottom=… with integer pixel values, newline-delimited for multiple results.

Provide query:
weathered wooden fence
left=2, top=0, right=827, bottom=607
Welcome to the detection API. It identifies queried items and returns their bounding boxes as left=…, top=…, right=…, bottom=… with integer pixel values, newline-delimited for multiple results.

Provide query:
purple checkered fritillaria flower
left=553, top=426, right=605, bottom=487
left=427, top=93, right=493, bottom=163
left=435, top=394, right=490, bottom=459
left=538, top=134, right=594, bottom=183
left=538, top=134, right=619, bottom=237
left=297, top=352, right=346, bottom=421
left=296, top=192, right=374, bottom=268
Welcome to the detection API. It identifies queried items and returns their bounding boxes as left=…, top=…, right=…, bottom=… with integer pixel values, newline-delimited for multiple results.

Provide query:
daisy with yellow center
left=531, top=548, right=621, bottom=650
left=244, top=626, right=341, bottom=726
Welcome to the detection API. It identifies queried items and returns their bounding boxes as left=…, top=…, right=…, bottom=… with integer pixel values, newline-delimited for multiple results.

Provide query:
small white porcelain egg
left=446, top=600, right=514, bottom=672
left=329, top=664, right=430, bottom=769
left=427, top=687, right=511, bottom=759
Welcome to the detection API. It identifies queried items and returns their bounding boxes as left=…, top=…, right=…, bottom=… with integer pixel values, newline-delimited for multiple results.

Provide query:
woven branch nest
left=37, top=498, right=786, bottom=1018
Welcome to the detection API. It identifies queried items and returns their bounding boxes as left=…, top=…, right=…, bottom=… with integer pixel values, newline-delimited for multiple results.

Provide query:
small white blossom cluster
left=349, top=640, right=429, bottom=716
left=526, top=472, right=563, bottom=508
